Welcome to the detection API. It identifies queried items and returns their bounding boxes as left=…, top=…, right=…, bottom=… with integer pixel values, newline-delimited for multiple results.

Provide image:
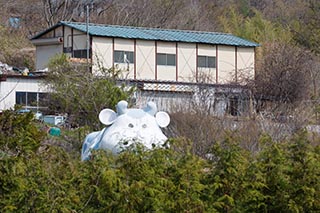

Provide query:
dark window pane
left=157, top=53, right=166, bottom=65
left=157, top=53, right=176, bottom=66
left=197, top=56, right=206, bottom=67
left=27, top=92, right=37, bottom=106
left=114, top=51, right=124, bottom=63
left=114, top=51, right=134, bottom=63
left=73, top=49, right=90, bottom=59
left=229, top=97, right=239, bottom=116
left=167, top=54, right=176, bottom=66
left=38, top=93, right=48, bottom=107
left=207, top=56, right=216, bottom=68
left=125, top=51, right=134, bottom=63
left=16, top=92, right=26, bottom=105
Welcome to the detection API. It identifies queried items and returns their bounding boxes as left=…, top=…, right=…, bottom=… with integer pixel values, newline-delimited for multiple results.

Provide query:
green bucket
left=49, top=127, right=61, bottom=136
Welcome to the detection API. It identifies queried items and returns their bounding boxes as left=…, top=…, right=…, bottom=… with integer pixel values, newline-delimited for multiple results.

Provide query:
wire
left=0, top=79, right=20, bottom=103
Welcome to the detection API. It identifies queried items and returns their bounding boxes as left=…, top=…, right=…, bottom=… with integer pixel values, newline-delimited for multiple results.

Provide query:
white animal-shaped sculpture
left=81, top=100, right=170, bottom=160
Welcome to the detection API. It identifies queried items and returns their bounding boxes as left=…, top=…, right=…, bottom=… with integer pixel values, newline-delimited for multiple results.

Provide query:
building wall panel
left=157, top=66, right=176, bottom=81
left=72, top=29, right=86, bottom=50
left=36, top=44, right=62, bottom=70
left=157, top=41, right=176, bottom=53
left=237, top=47, right=255, bottom=83
left=92, top=37, right=113, bottom=71
left=178, top=43, right=196, bottom=82
left=136, top=40, right=155, bottom=80
left=114, top=38, right=134, bottom=51
left=218, top=45, right=236, bottom=83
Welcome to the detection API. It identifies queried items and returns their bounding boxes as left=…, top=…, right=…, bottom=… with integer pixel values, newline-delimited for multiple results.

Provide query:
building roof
left=32, top=21, right=259, bottom=47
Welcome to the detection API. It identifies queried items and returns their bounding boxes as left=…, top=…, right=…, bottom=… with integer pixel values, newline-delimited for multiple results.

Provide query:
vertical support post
left=196, top=43, right=198, bottom=82
left=155, top=41, right=158, bottom=80
left=216, top=45, right=218, bottom=84
left=112, top=38, right=115, bottom=69
left=176, top=42, right=178, bottom=81
left=86, top=4, right=90, bottom=72
left=235, top=46, right=238, bottom=83
left=134, top=39, right=137, bottom=79
left=71, top=28, right=74, bottom=57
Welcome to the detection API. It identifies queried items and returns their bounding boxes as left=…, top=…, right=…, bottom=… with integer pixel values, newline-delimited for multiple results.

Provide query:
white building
left=0, top=75, right=47, bottom=111
left=0, top=22, right=259, bottom=114
left=31, top=21, right=259, bottom=84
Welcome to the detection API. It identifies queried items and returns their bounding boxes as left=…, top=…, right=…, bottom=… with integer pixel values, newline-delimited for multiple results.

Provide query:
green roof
left=32, top=21, right=259, bottom=47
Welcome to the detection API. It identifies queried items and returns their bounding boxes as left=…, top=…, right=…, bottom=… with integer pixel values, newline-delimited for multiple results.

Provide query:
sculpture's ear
left=99, top=109, right=117, bottom=125
left=144, top=101, right=157, bottom=116
left=155, top=111, right=170, bottom=128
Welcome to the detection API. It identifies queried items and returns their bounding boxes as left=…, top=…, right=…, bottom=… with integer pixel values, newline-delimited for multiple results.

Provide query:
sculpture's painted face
left=81, top=100, right=170, bottom=160
left=99, top=108, right=168, bottom=151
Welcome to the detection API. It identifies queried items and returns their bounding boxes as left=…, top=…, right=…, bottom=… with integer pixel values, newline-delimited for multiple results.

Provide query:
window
left=16, top=92, right=48, bottom=108
left=114, top=51, right=134, bottom=63
left=228, top=97, right=239, bottom=116
left=16, top=92, right=26, bottom=106
left=197, top=55, right=216, bottom=68
left=157, top=53, right=176, bottom=66
left=27, top=92, right=37, bottom=106
left=73, top=49, right=91, bottom=59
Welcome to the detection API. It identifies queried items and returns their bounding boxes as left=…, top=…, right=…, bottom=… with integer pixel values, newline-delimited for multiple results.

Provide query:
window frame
left=197, top=55, right=216, bottom=68
left=114, top=50, right=134, bottom=64
left=15, top=91, right=48, bottom=109
left=157, top=53, right=176, bottom=66
left=72, top=49, right=91, bottom=59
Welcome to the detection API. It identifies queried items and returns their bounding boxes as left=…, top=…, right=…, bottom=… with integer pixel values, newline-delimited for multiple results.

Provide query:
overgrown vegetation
left=1, top=1, right=320, bottom=211
left=44, top=54, right=134, bottom=130
left=0, top=110, right=319, bottom=212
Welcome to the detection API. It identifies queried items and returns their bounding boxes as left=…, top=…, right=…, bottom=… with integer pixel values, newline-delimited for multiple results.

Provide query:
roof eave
left=30, top=22, right=64, bottom=40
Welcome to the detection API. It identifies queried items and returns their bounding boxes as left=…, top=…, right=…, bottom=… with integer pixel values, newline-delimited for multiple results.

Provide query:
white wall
left=237, top=47, right=255, bottom=83
left=198, top=44, right=217, bottom=83
left=136, top=40, right=156, bottom=80
left=156, top=41, right=176, bottom=81
left=0, top=77, right=47, bottom=111
left=35, top=44, right=63, bottom=70
left=114, top=38, right=135, bottom=79
left=218, top=45, right=236, bottom=83
left=33, top=26, right=256, bottom=83
left=178, top=43, right=196, bottom=82
left=72, top=29, right=87, bottom=50
left=92, top=37, right=113, bottom=74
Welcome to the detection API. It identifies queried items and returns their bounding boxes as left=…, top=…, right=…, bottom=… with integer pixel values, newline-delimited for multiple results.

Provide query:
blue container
left=49, top=127, right=61, bottom=136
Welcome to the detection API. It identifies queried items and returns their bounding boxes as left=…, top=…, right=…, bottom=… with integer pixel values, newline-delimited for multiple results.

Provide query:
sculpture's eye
left=128, top=123, right=134, bottom=128
left=142, top=124, right=147, bottom=128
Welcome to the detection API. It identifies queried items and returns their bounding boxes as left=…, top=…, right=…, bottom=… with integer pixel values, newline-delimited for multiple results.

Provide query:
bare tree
left=42, top=0, right=85, bottom=27
left=253, top=42, right=312, bottom=108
